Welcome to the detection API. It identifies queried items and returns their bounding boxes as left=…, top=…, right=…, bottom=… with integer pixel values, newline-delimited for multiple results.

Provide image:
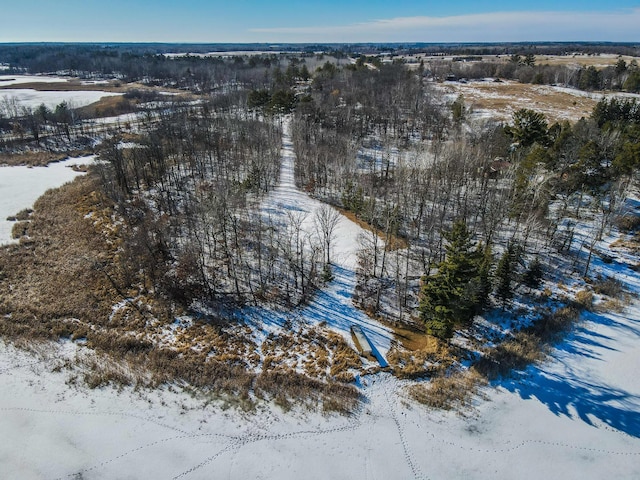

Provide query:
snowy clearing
left=253, top=117, right=394, bottom=361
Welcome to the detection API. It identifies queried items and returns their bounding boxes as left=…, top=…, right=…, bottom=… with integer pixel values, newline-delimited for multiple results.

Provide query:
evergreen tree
left=522, top=256, right=544, bottom=289
left=509, top=109, right=549, bottom=148
left=419, top=220, right=487, bottom=339
left=494, top=243, right=516, bottom=307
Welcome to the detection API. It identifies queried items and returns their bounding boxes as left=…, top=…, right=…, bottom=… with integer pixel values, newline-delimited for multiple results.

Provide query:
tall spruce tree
left=522, top=256, right=544, bottom=289
left=495, top=244, right=515, bottom=307
left=419, top=220, right=488, bottom=339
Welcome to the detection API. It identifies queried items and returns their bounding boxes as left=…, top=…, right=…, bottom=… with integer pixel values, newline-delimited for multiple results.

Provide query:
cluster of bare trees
left=0, top=98, right=91, bottom=150
left=97, top=101, right=329, bottom=310
left=290, top=62, right=521, bottom=323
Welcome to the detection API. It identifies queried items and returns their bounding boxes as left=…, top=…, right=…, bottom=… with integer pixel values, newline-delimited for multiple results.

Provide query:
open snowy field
left=1, top=289, right=639, bottom=479
left=0, top=117, right=639, bottom=479
left=0, top=74, right=122, bottom=110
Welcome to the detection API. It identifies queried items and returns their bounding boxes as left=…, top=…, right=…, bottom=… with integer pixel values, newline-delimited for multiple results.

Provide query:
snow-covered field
left=1, top=117, right=639, bottom=479
left=0, top=156, right=94, bottom=245
left=1, top=289, right=639, bottom=479
left=0, top=74, right=122, bottom=110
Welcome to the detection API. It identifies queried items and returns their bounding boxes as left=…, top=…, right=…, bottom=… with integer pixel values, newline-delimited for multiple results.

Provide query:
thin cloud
left=250, top=9, right=640, bottom=42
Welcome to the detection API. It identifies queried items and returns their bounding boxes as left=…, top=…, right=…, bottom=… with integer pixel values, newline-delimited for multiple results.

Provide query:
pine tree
left=522, top=256, right=544, bottom=289
left=495, top=242, right=524, bottom=307
left=494, top=245, right=515, bottom=307
left=419, top=220, right=488, bottom=339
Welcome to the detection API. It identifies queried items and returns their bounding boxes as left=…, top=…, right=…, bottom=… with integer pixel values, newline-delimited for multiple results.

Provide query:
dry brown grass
left=474, top=306, right=580, bottom=381
left=0, top=170, right=362, bottom=412
left=610, top=236, right=640, bottom=255
left=474, top=332, right=545, bottom=380
left=0, top=80, right=186, bottom=94
left=0, top=80, right=124, bottom=92
left=535, top=54, right=639, bottom=68
left=387, top=336, right=453, bottom=379
left=408, top=369, right=486, bottom=410
left=0, top=175, right=120, bottom=340
left=595, top=298, right=627, bottom=314
left=0, top=151, right=93, bottom=167
left=255, top=369, right=360, bottom=413
left=575, top=289, right=594, bottom=310
left=77, top=95, right=136, bottom=118
left=435, top=80, right=598, bottom=124
left=591, top=276, right=625, bottom=298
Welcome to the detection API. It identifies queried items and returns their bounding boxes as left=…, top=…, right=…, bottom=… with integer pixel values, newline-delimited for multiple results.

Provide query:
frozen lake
left=0, top=156, right=94, bottom=245
left=0, top=88, right=120, bottom=110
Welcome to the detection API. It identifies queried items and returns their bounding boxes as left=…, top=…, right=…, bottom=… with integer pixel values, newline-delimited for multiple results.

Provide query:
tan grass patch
left=77, top=95, right=135, bottom=118
left=408, top=369, right=486, bottom=410
left=575, top=289, right=594, bottom=310
left=0, top=151, right=92, bottom=167
left=0, top=81, right=123, bottom=92
left=435, top=80, right=598, bottom=123
left=595, top=298, right=626, bottom=313
left=387, top=337, right=451, bottom=379
left=535, top=54, right=639, bottom=68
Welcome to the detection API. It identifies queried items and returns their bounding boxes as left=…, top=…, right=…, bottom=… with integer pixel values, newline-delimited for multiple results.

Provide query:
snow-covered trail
left=257, top=116, right=394, bottom=357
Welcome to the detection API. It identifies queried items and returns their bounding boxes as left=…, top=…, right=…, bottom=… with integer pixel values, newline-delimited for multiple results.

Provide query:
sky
left=0, top=1, right=639, bottom=43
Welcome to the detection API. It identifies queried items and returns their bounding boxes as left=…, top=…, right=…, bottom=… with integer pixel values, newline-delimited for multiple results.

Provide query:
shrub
left=592, top=276, right=624, bottom=298
left=575, top=289, right=594, bottom=310
left=408, top=370, right=486, bottom=410
left=615, top=213, right=640, bottom=233
left=474, top=332, right=543, bottom=380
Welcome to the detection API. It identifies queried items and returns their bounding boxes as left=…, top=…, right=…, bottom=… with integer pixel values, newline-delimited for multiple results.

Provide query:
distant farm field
left=433, top=79, right=639, bottom=123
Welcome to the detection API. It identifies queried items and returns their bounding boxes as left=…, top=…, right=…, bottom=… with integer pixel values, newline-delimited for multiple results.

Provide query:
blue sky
left=1, top=1, right=639, bottom=43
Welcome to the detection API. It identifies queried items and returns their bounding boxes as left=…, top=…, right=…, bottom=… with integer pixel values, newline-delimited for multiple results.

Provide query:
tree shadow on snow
left=500, top=309, right=640, bottom=438
left=502, top=371, right=640, bottom=438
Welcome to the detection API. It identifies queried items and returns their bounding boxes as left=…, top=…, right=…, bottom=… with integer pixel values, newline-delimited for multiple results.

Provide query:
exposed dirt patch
left=338, top=207, right=408, bottom=251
